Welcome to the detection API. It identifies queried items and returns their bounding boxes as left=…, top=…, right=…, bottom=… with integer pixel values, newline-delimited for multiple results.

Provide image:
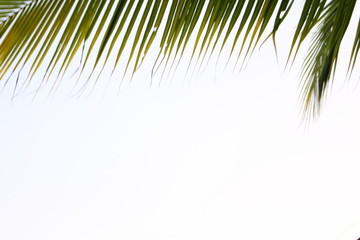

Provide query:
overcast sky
left=1, top=2, right=360, bottom=240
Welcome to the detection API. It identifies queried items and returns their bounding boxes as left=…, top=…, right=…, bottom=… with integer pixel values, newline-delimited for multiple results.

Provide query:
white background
left=1, top=1, right=360, bottom=240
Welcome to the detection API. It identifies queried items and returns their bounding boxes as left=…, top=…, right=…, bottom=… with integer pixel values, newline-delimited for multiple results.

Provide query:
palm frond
left=0, top=0, right=30, bottom=26
left=0, top=0, right=359, bottom=118
left=300, top=0, right=357, bottom=118
left=348, top=17, right=360, bottom=76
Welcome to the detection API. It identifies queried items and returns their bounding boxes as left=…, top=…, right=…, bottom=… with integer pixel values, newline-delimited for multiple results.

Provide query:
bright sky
left=1, top=2, right=360, bottom=240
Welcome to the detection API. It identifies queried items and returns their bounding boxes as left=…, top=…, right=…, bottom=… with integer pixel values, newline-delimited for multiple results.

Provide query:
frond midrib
left=0, top=0, right=35, bottom=27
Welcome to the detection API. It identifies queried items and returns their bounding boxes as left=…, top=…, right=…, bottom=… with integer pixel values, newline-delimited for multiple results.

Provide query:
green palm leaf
left=0, top=0, right=29, bottom=27
left=0, top=0, right=359, bottom=118
left=300, top=0, right=357, bottom=119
